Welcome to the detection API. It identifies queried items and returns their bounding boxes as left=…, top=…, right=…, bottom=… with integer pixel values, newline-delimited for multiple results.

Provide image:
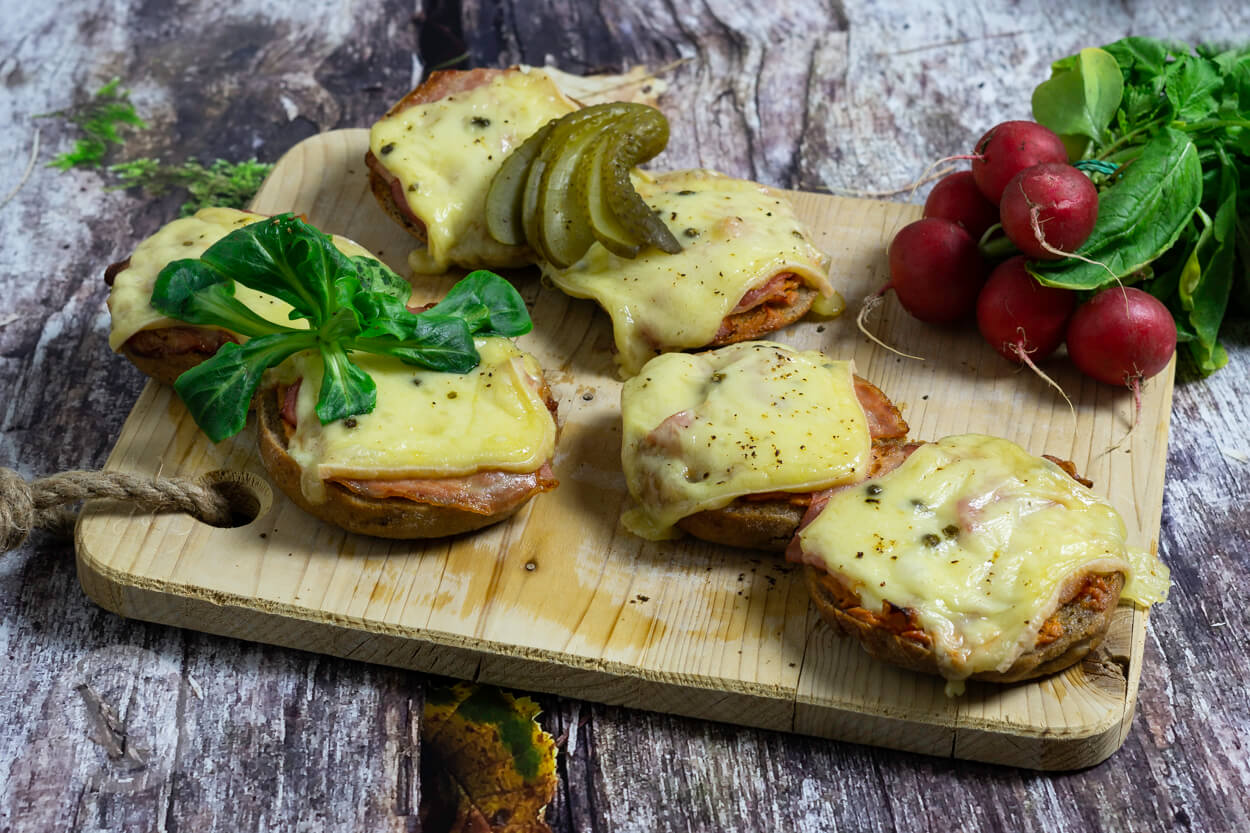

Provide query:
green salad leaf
left=151, top=214, right=531, bottom=442
left=1031, top=37, right=1250, bottom=375
left=1030, top=128, right=1202, bottom=289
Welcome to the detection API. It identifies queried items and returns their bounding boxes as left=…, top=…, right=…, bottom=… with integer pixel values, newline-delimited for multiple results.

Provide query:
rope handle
left=0, top=467, right=234, bottom=552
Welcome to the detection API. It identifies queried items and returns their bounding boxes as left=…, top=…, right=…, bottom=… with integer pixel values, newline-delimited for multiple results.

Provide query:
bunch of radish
left=873, top=119, right=1176, bottom=409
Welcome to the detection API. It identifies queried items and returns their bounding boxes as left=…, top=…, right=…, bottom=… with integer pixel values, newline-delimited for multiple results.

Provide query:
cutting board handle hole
left=198, top=470, right=272, bottom=528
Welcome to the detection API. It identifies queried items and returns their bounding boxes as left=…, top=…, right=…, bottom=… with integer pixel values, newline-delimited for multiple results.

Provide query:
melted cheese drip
left=107, top=207, right=376, bottom=350
left=621, top=342, right=870, bottom=540
left=799, top=434, right=1170, bottom=680
left=285, top=338, right=557, bottom=504
left=368, top=68, right=577, bottom=273
left=541, top=169, right=836, bottom=377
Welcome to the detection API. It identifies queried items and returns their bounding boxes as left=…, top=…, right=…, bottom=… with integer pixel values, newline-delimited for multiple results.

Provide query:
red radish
left=885, top=218, right=988, bottom=324
left=999, top=163, right=1099, bottom=260
left=1067, top=287, right=1176, bottom=386
left=970, top=121, right=1069, bottom=204
left=1066, top=287, right=1177, bottom=428
left=977, top=256, right=1076, bottom=364
left=923, top=171, right=999, bottom=240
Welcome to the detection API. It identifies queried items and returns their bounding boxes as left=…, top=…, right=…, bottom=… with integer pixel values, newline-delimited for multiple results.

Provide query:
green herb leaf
left=199, top=213, right=346, bottom=322
left=155, top=215, right=534, bottom=441
left=1032, top=47, right=1124, bottom=151
left=424, top=270, right=533, bottom=337
left=173, top=333, right=314, bottom=443
left=316, top=344, right=377, bottom=425
left=1184, top=155, right=1239, bottom=374
left=111, top=157, right=275, bottom=216
left=152, top=259, right=300, bottom=339
left=357, top=314, right=480, bottom=372
left=1165, top=53, right=1223, bottom=122
left=1031, top=128, right=1203, bottom=290
left=43, top=78, right=147, bottom=170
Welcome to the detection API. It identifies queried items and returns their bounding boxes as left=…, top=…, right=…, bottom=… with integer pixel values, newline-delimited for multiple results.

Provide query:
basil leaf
left=425, top=270, right=533, bottom=337
left=174, top=333, right=314, bottom=443
left=199, top=213, right=347, bottom=324
left=1032, top=47, right=1124, bottom=147
left=315, top=344, right=377, bottom=425
left=152, top=258, right=298, bottom=338
left=1031, top=128, right=1203, bottom=289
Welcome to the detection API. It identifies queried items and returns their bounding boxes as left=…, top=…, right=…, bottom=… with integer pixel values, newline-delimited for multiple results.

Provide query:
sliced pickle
left=535, top=106, right=627, bottom=266
left=600, top=110, right=682, bottom=255
left=579, top=132, right=642, bottom=259
left=488, top=102, right=681, bottom=262
left=486, top=121, right=555, bottom=246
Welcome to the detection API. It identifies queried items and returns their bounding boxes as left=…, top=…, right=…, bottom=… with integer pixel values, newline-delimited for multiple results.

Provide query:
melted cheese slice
left=799, top=434, right=1170, bottom=680
left=107, top=207, right=376, bottom=351
left=621, top=342, right=870, bottom=540
left=368, top=68, right=577, bottom=273
left=284, top=338, right=557, bottom=504
left=541, top=169, right=836, bottom=377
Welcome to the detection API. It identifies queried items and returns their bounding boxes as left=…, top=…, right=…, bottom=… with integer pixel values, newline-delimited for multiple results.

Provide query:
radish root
left=1027, top=202, right=1118, bottom=282
left=1010, top=334, right=1074, bottom=422
left=856, top=293, right=925, bottom=361
left=1099, top=373, right=1144, bottom=456
left=906, top=154, right=980, bottom=200
left=825, top=165, right=956, bottom=199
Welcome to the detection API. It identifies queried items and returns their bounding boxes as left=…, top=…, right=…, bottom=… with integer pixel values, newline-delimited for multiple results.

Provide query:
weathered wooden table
left=1, top=2, right=1247, bottom=830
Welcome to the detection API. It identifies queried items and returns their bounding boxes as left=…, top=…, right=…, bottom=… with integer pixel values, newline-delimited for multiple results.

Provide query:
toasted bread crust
left=120, top=327, right=240, bottom=387
left=709, top=285, right=819, bottom=347
left=256, top=388, right=549, bottom=539
left=805, top=566, right=1124, bottom=683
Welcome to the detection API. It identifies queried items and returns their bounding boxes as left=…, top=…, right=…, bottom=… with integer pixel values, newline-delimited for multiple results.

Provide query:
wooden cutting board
left=76, top=128, right=1173, bottom=770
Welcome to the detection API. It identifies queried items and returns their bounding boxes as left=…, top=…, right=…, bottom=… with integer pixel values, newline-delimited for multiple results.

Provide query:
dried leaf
left=540, top=61, right=685, bottom=108
left=420, top=683, right=557, bottom=833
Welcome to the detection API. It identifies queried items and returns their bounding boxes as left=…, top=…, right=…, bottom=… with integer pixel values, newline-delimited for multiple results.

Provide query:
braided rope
left=0, top=467, right=234, bottom=552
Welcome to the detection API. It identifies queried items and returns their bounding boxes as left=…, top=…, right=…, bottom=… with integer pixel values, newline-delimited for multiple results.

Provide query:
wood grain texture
left=77, top=128, right=1168, bottom=770
left=1, top=0, right=1248, bottom=830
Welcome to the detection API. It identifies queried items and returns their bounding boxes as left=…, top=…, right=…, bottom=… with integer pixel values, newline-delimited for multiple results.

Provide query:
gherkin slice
left=536, top=107, right=627, bottom=267
left=488, top=102, right=681, bottom=263
left=579, top=131, right=642, bottom=258
left=600, top=110, right=682, bottom=255
left=486, top=121, right=555, bottom=246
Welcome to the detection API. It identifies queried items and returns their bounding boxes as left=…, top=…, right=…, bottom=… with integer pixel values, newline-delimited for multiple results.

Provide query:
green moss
left=111, top=157, right=274, bottom=215
left=44, top=78, right=147, bottom=170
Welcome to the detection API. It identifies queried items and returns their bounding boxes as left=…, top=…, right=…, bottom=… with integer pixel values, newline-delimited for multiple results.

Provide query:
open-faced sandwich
left=621, top=341, right=908, bottom=549
left=540, top=170, right=839, bottom=377
left=141, top=212, right=558, bottom=538
left=258, top=339, right=558, bottom=538
left=788, top=434, right=1170, bottom=693
left=105, top=207, right=376, bottom=385
left=366, top=67, right=579, bottom=274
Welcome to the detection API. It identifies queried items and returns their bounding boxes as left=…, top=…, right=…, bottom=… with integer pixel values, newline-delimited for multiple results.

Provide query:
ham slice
left=333, top=464, right=558, bottom=516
